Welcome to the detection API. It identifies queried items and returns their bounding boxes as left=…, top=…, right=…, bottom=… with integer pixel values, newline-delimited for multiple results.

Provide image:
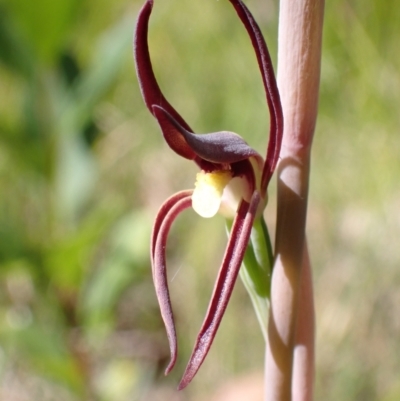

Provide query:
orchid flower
left=134, top=0, right=283, bottom=390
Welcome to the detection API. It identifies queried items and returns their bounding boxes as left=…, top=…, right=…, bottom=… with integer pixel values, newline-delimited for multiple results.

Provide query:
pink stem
left=292, top=243, right=315, bottom=401
left=265, top=0, right=324, bottom=400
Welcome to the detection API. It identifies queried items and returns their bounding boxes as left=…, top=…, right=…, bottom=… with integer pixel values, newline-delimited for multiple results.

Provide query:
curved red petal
left=151, top=190, right=193, bottom=272
left=153, top=105, right=260, bottom=164
left=134, top=0, right=196, bottom=160
left=152, top=192, right=193, bottom=374
left=178, top=190, right=261, bottom=390
left=228, top=0, right=284, bottom=191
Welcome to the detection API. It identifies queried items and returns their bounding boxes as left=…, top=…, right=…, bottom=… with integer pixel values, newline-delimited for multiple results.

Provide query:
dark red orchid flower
left=134, top=0, right=283, bottom=390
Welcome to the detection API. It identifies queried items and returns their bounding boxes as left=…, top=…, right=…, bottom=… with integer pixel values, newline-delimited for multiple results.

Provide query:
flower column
left=265, top=0, right=324, bottom=401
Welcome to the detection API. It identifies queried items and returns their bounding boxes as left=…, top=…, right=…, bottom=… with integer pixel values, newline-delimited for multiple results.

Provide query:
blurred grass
left=0, top=0, right=399, bottom=400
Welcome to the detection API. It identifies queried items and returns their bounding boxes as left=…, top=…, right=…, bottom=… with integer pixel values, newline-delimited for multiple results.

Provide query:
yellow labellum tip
left=192, top=171, right=231, bottom=218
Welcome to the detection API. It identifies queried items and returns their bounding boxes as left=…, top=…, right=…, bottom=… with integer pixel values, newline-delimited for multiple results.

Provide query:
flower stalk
left=265, top=0, right=324, bottom=400
left=134, top=0, right=325, bottom=396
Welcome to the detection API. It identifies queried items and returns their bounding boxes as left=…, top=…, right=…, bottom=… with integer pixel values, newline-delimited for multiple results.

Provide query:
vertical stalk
left=265, top=0, right=324, bottom=400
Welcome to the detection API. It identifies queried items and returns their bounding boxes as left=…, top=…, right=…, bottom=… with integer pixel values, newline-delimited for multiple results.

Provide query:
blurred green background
left=0, top=0, right=399, bottom=400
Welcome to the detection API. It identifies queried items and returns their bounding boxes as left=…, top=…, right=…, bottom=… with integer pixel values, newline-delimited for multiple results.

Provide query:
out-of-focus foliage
left=0, top=0, right=399, bottom=400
